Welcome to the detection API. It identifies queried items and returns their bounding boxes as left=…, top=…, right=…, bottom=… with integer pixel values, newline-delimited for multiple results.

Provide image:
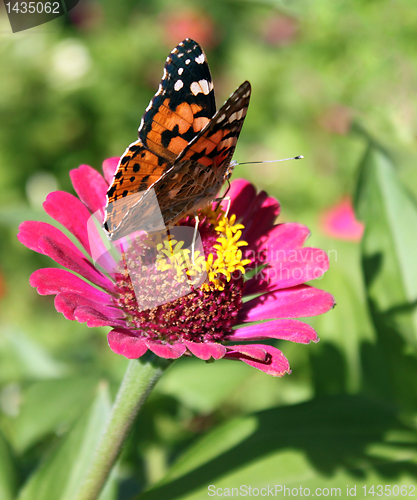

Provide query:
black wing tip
left=234, top=81, right=252, bottom=98
left=176, top=38, right=201, bottom=49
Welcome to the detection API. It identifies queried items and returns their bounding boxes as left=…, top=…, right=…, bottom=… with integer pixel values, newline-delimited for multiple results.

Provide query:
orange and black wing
left=103, top=140, right=171, bottom=235
left=104, top=82, right=250, bottom=240
left=104, top=38, right=217, bottom=239
left=149, top=81, right=252, bottom=226
left=138, top=38, right=216, bottom=159
left=175, top=80, right=251, bottom=177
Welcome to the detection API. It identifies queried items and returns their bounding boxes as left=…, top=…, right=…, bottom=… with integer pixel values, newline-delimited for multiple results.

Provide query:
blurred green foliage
left=1, top=0, right=417, bottom=498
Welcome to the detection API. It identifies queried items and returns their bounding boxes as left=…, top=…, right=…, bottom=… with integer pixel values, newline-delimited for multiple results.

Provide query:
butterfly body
left=104, top=38, right=251, bottom=240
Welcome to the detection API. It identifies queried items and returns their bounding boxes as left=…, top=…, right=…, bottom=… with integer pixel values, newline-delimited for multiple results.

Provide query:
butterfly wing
left=155, top=80, right=252, bottom=224
left=108, top=81, right=251, bottom=240
left=103, top=140, right=171, bottom=234
left=104, top=38, right=217, bottom=237
left=138, top=38, right=216, bottom=159
left=175, top=80, right=251, bottom=176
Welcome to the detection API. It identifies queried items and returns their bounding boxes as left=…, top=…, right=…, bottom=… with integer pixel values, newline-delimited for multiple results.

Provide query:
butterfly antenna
left=232, top=155, right=304, bottom=167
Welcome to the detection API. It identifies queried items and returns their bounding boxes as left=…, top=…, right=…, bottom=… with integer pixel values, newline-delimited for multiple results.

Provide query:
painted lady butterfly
left=104, top=38, right=251, bottom=240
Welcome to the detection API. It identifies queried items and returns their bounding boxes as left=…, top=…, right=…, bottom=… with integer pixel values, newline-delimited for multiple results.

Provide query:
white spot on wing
left=195, top=53, right=205, bottom=64
left=199, top=79, right=210, bottom=95
left=178, top=67, right=184, bottom=75
left=185, top=59, right=191, bottom=64
left=174, top=80, right=184, bottom=91
left=190, top=81, right=201, bottom=96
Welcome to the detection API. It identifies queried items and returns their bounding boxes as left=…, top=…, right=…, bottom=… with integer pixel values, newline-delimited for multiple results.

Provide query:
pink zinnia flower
left=320, top=196, right=364, bottom=242
left=18, top=158, right=334, bottom=376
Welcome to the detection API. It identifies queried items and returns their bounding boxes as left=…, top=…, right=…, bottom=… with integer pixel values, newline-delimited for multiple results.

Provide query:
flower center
left=113, top=207, right=251, bottom=343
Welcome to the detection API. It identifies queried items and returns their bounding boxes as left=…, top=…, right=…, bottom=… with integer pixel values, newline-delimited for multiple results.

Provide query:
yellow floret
left=153, top=205, right=252, bottom=290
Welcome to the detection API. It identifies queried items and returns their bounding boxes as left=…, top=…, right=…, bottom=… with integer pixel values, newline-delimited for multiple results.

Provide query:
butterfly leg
left=214, top=180, right=231, bottom=211
left=213, top=196, right=231, bottom=218
left=191, top=215, right=200, bottom=265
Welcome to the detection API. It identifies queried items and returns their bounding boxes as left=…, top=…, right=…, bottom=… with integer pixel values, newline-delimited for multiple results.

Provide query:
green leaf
left=8, top=377, right=99, bottom=453
left=0, top=429, right=16, bottom=500
left=307, top=238, right=375, bottom=395
left=355, top=146, right=417, bottom=347
left=17, top=382, right=116, bottom=500
left=156, top=357, right=251, bottom=413
left=138, top=395, right=417, bottom=500
left=3, top=328, right=68, bottom=380
left=0, top=205, right=49, bottom=227
left=354, top=146, right=417, bottom=409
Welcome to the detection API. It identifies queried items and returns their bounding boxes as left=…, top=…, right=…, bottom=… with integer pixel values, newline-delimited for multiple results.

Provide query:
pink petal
left=37, top=236, right=115, bottom=292
left=255, top=222, right=311, bottom=253
left=241, top=194, right=281, bottom=247
left=102, top=157, right=120, bottom=185
left=108, top=329, right=149, bottom=359
left=239, top=285, right=335, bottom=322
left=183, top=341, right=226, bottom=360
left=245, top=247, right=329, bottom=295
left=43, top=191, right=92, bottom=255
left=225, top=179, right=257, bottom=220
left=84, top=214, right=119, bottom=275
left=54, top=292, right=124, bottom=321
left=30, top=268, right=110, bottom=302
left=74, top=306, right=127, bottom=328
left=228, top=344, right=268, bottom=361
left=225, top=344, right=291, bottom=377
left=145, top=340, right=186, bottom=359
left=320, top=196, right=364, bottom=241
left=70, top=165, right=108, bottom=218
left=18, top=221, right=84, bottom=257
left=228, top=319, right=319, bottom=344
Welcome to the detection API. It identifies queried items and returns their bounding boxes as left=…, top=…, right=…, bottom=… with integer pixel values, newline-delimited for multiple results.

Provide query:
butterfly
left=103, top=38, right=251, bottom=241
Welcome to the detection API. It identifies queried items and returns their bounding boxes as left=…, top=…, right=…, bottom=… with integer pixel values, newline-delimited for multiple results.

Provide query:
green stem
left=73, top=353, right=172, bottom=500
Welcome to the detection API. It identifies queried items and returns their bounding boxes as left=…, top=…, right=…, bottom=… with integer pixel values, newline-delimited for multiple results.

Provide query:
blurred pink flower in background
left=261, top=14, right=298, bottom=46
left=69, top=0, right=104, bottom=31
left=320, top=196, right=364, bottom=241
left=0, top=269, right=5, bottom=299
left=319, top=105, right=353, bottom=135
left=161, top=9, right=218, bottom=49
